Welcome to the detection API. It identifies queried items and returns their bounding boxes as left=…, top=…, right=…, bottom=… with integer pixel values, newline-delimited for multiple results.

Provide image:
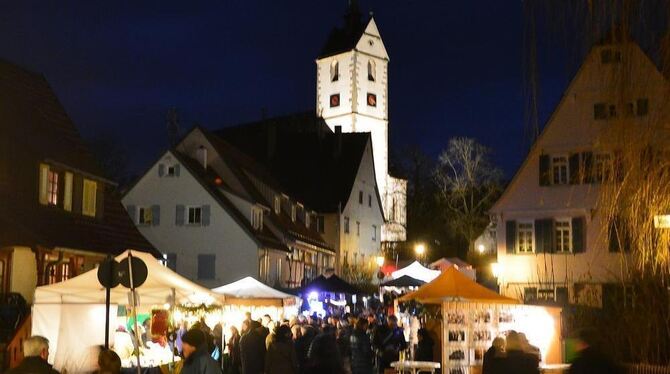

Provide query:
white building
left=490, top=32, right=670, bottom=307
left=316, top=4, right=407, bottom=248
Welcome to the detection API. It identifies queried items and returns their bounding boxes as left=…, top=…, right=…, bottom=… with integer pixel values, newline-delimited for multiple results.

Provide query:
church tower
left=316, top=2, right=406, bottom=246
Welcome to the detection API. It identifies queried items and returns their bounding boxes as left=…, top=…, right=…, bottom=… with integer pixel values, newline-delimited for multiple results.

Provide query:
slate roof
left=215, top=111, right=373, bottom=213
left=318, top=2, right=365, bottom=58
left=0, top=59, right=159, bottom=257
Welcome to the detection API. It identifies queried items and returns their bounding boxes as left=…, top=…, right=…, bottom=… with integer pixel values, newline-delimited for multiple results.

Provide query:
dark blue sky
left=0, top=1, right=569, bottom=177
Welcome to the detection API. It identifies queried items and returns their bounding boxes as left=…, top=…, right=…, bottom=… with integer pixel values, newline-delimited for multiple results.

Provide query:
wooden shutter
left=126, top=205, right=137, bottom=223
left=535, top=218, right=554, bottom=253
left=158, top=164, right=165, bottom=177
left=175, top=205, right=185, bottom=226
left=38, top=164, right=49, bottom=205
left=539, top=154, right=551, bottom=186
left=581, top=152, right=594, bottom=184
left=152, top=205, right=161, bottom=226
left=505, top=220, right=516, bottom=254
left=569, top=153, right=580, bottom=184
left=72, top=174, right=83, bottom=214
left=202, top=205, right=211, bottom=226
left=572, top=216, right=586, bottom=253
left=95, top=182, right=105, bottom=219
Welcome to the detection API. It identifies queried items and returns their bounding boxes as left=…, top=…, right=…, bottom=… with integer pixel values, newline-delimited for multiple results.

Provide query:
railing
left=623, top=364, right=670, bottom=374
left=5, top=313, right=31, bottom=369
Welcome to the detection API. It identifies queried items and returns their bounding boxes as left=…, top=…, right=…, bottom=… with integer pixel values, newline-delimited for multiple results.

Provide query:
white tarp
left=34, top=250, right=223, bottom=305
left=392, top=261, right=441, bottom=283
left=213, top=276, right=296, bottom=300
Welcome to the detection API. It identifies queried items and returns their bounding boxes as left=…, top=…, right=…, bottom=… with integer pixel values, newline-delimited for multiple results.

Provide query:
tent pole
left=170, top=287, right=176, bottom=374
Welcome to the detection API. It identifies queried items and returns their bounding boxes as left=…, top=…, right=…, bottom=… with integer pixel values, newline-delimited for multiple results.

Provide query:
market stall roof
left=213, top=276, right=299, bottom=307
left=302, top=274, right=361, bottom=295
left=381, top=275, right=425, bottom=288
left=392, top=261, right=441, bottom=283
left=399, top=266, right=519, bottom=304
left=34, top=250, right=224, bottom=305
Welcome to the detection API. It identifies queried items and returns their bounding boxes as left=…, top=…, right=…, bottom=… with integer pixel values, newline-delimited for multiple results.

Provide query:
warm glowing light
left=477, top=244, right=486, bottom=253
left=654, top=214, right=670, bottom=228
left=491, top=262, right=502, bottom=278
left=375, top=256, right=385, bottom=267
left=414, top=243, right=426, bottom=256
left=509, top=306, right=556, bottom=362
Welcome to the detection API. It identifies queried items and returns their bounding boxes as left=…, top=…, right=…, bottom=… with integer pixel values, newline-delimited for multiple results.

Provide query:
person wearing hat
left=181, top=329, right=222, bottom=374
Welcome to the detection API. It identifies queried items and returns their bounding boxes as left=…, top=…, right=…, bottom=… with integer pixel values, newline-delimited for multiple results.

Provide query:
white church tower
left=316, top=2, right=407, bottom=247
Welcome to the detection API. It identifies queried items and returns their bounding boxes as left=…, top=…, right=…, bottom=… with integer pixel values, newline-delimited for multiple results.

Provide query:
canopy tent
left=392, top=261, right=441, bottom=283
left=381, top=275, right=425, bottom=288
left=34, top=250, right=223, bottom=305
left=213, top=276, right=299, bottom=307
left=302, top=274, right=361, bottom=294
left=399, top=265, right=519, bottom=304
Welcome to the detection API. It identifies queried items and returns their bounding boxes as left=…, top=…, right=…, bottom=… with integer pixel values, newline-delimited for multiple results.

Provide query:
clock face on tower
left=367, top=93, right=377, bottom=107
left=330, top=93, right=340, bottom=108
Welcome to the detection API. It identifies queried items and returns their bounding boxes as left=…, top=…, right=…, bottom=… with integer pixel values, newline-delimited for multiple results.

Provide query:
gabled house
left=489, top=33, right=670, bottom=306
left=0, top=59, right=160, bottom=304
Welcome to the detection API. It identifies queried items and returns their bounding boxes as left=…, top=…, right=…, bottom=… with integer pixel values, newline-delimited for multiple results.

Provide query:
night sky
left=0, top=1, right=569, bottom=178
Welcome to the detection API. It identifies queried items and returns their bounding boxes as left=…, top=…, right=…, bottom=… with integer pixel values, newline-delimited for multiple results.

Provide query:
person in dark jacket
left=96, top=348, right=122, bottom=374
left=482, top=337, right=505, bottom=374
left=7, top=336, right=59, bottom=374
left=375, top=315, right=407, bottom=373
left=303, top=332, right=345, bottom=374
left=569, top=329, right=621, bottom=374
left=295, top=324, right=316, bottom=371
left=265, top=325, right=298, bottom=374
left=227, top=326, right=242, bottom=374
left=240, top=320, right=266, bottom=374
left=414, top=328, right=435, bottom=362
left=502, top=331, right=539, bottom=374
left=350, top=318, right=374, bottom=374
left=181, top=329, right=222, bottom=374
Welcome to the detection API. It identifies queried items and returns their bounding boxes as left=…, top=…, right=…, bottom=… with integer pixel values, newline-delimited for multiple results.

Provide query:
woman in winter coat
left=350, top=318, right=374, bottom=374
left=265, top=325, right=298, bottom=374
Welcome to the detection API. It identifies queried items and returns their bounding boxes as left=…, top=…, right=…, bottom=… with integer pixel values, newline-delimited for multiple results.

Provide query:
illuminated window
left=330, top=60, right=339, bottom=82
left=138, top=206, right=153, bottom=225
left=274, top=196, right=281, bottom=214
left=368, top=60, right=376, bottom=81
left=252, top=206, right=264, bottom=230
left=82, top=179, right=97, bottom=217
left=555, top=220, right=571, bottom=252
left=552, top=156, right=568, bottom=185
left=594, top=153, right=612, bottom=183
left=517, top=222, right=534, bottom=253
left=63, top=172, right=73, bottom=211
left=344, top=217, right=350, bottom=234
left=47, top=169, right=59, bottom=206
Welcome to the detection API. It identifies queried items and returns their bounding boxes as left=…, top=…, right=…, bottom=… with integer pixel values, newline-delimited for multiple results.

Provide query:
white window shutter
left=175, top=205, right=185, bottom=226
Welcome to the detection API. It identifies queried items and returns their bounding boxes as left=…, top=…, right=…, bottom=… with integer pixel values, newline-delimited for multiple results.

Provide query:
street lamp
left=414, top=243, right=426, bottom=257
left=477, top=244, right=486, bottom=254
left=375, top=256, right=385, bottom=267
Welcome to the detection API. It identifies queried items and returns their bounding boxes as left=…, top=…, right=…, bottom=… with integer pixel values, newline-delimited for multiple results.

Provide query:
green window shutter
left=175, top=205, right=185, bottom=226
left=535, top=218, right=554, bottom=253
left=569, top=153, right=580, bottom=184
left=572, top=216, right=586, bottom=253
left=539, top=154, right=551, bottom=186
left=506, top=220, right=516, bottom=254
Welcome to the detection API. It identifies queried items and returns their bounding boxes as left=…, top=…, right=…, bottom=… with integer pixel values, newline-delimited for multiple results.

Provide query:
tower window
left=330, top=94, right=340, bottom=108
left=330, top=60, right=339, bottom=82
left=367, top=93, right=377, bottom=107
left=367, top=60, right=376, bottom=81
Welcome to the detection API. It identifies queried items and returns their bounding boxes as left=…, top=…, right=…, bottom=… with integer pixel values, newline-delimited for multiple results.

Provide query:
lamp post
left=414, top=243, right=426, bottom=264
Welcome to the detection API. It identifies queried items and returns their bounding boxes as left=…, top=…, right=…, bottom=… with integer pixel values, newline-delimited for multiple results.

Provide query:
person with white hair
left=7, top=335, right=59, bottom=374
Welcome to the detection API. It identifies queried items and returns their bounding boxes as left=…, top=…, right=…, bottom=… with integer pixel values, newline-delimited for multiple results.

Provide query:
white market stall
left=392, top=261, right=441, bottom=283
left=32, top=250, right=224, bottom=373
left=212, top=276, right=299, bottom=328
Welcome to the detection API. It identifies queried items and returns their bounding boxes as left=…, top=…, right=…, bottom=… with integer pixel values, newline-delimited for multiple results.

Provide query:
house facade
left=0, top=59, right=159, bottom=304
left=490, top=35, right=670, bottom=306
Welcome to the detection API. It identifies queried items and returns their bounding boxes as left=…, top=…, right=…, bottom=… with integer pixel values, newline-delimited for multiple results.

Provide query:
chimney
left=334, top=125, right=342, bottom=158
left=196, top=145, right=208, bottom=169
left=267, top=125, right=276, bottom=159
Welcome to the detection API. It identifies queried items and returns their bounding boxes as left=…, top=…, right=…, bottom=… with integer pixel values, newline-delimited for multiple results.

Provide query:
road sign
left=97, top=257, right=120, bottom=288
left=119, top=256, right=148, bottom=288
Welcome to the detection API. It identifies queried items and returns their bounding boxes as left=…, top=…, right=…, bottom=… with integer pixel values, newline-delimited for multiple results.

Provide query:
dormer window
left=274, top=195, right=281, bottom=214
left=252, top=206, right=264, bottom=230
left=330, top=60, right=339, bottom=82
left=291, top=204, right=297, bottom=222
left=367, top=60, right=376, bottom=81
left=167, top=166, right=176, bottom=176
left=47, top=169, right=59, bottom=206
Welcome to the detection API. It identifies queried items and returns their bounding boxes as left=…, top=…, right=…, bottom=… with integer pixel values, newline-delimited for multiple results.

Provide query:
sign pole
left=128, top=252, right=142, bottom=374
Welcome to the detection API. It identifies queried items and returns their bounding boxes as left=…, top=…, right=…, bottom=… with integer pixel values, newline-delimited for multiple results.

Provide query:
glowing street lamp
left=414, top=243, right=426, bottom=256
left=375, top=256, right=385, bottom=267
left=477, top=244, right=486, bottom=254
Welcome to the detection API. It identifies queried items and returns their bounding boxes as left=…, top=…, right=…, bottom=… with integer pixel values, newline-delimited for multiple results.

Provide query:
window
left=138, top=207, right=153, bottom=225
left=356, top=221, right=360, bottom=236
left=305, top=213, right=311, bottom=229
left=344, top=217, right=350, bottom=234
left=166, top=253, right=177, bottom=272
left=82, top=179, right=97, bottom=217
left=367, top=60, right=376, bottom=81
left=63, top=172, right=73, bottom=211
left=552, top=156, right=568, bottom=185
left=330, top=93, right=340, bottom=108
left=594, top=153, right=612, bottom=182
left=538, top=288, right=555, bottom=301
left=524, top=287, right=538, bottom=303
left=330, top=60, right=339, bottom=82
left=188, top=206, right=202, bottom=225
left=372, top=224, right=377, bottom=241
left=594, top=103, right=607, bottom=120
left=252, top=206, right=263, bottom=230
left=197, top=254, right=216, bottom=280
left=47, top=169, right=59, bottom=206
left=343, top=251, right=348, bottom=265
left=291, top=204, right=297, bottom=222
left=274, top=196, right=281, bottom=214
left=167, top=166, right=176, bottom=176
left=359, top=190, right=363, bottom=204
left=636, top=98, right=649, bottom=116
left=368, top=194, right=372, bottom=207
left=608, top=104, right=617, bottom=118
left=367, top=93, right=377, bottom=107
left=555, top=219, right=571, bottom=253
left=317, top=215, right=325, bottom=233
left=517, top=222, right=534, bottom=253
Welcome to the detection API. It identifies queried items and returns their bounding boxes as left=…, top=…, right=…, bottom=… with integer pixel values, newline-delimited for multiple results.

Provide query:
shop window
left=82, top=179, right=97, bottom=217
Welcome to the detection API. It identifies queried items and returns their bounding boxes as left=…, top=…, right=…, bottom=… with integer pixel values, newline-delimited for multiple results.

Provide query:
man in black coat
left=240, top=320, right=266, bottom=374
left=569, top=329, right=621, bottom=374
left=502, top=331, right=539, bottom=374
left=374, top=315, right=407, bottom=374
left=7, top=336, right=59, bottom=374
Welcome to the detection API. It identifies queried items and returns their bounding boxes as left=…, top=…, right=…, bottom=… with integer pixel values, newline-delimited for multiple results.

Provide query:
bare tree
left=433, top=138, right=503, bottom=257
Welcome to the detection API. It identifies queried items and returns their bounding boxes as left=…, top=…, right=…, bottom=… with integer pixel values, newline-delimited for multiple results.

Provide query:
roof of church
left=0, top=58, right=160, bottom=257
left=318, top=2, right=366, bottom=58
left=215, top=111, right=374, bottom=213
